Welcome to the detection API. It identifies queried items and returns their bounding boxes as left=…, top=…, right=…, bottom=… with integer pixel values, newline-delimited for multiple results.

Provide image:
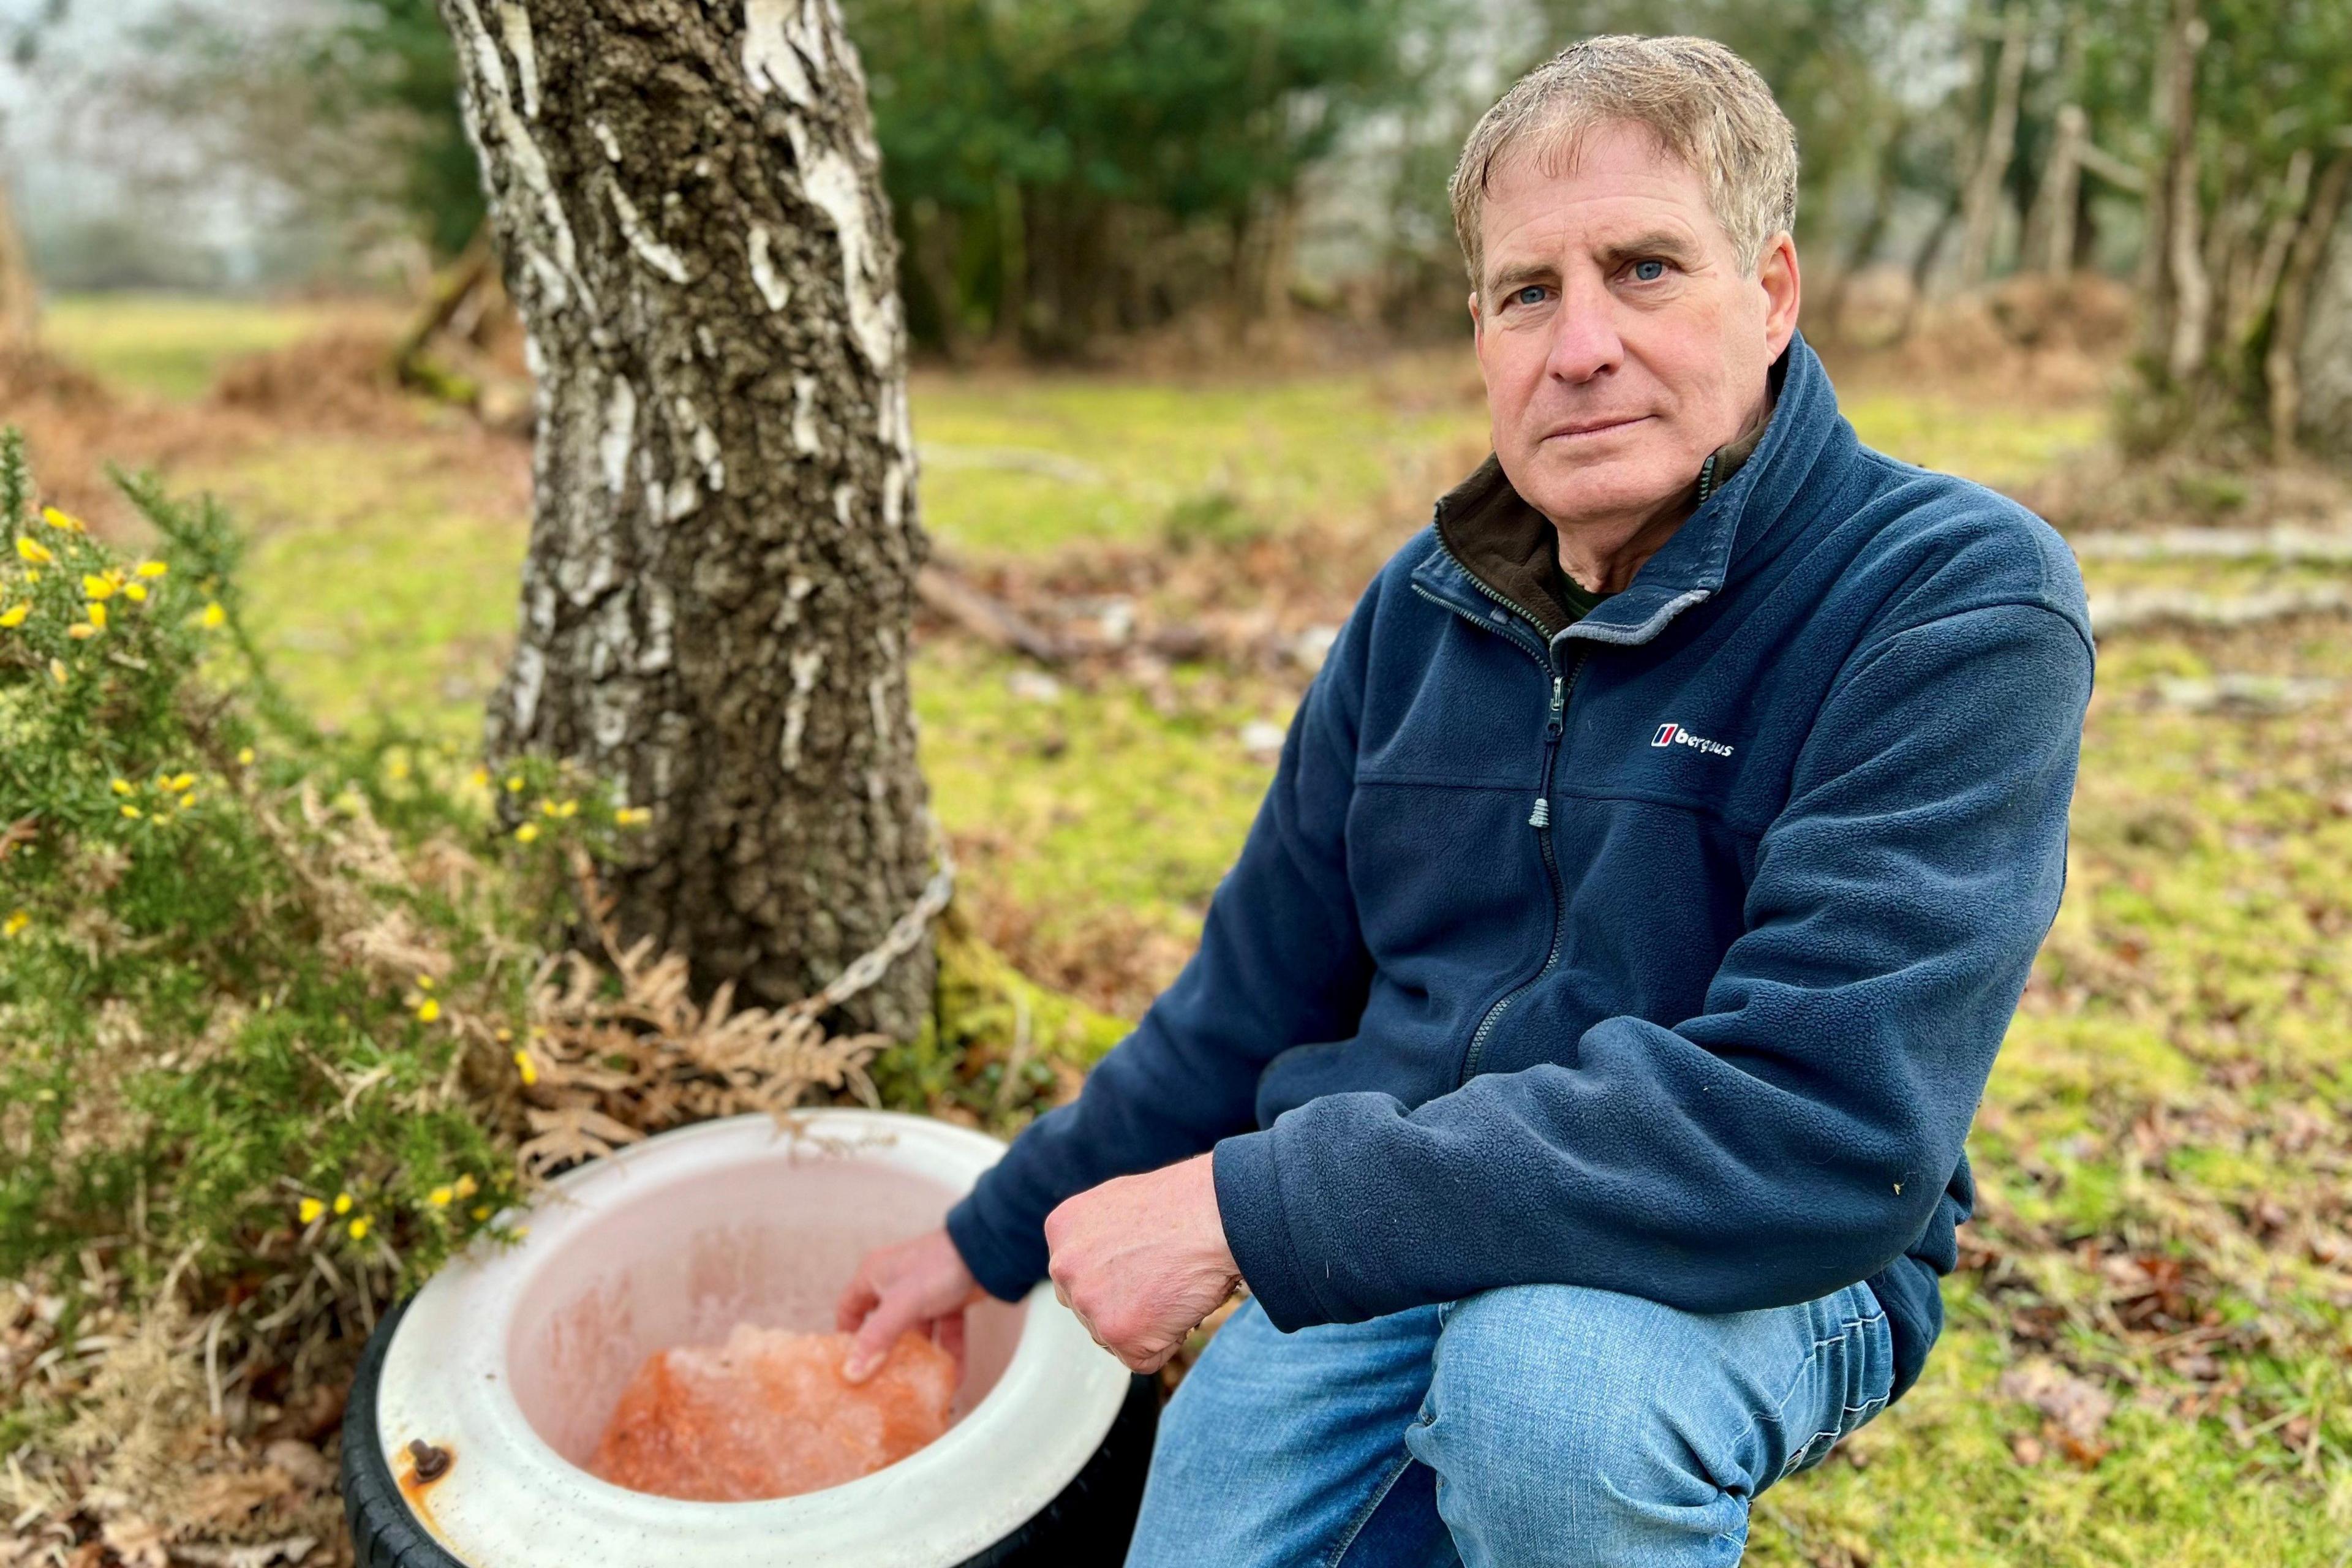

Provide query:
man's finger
left=933, top=1309, right=968, bottom=1380
left=844, top=1298, right=913, bottom=1383
left=835, top=1267, right=880, bottom=1335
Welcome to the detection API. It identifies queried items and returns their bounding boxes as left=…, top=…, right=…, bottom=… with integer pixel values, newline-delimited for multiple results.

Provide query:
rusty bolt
left=407, top=1439, right=452, bottom=1482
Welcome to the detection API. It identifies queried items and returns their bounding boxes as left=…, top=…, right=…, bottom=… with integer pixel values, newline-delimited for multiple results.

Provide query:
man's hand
left=834, top=1227, right=987, bottom=1384
left=1044, top=1151, right=1240, bottom=1375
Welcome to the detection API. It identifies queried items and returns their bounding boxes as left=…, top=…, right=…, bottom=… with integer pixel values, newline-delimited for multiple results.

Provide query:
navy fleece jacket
left=943, top=331, right=2094, bottom=1403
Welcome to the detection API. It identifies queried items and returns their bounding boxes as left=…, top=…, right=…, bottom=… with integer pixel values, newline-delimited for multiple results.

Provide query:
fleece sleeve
left=940, top=575, right=1381, bottom=1302
left=1208, top=601, right=2094, bottom=1330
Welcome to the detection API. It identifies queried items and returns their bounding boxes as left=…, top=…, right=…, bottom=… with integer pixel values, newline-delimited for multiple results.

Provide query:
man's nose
left=1544, top=275, right=1624, bottom=384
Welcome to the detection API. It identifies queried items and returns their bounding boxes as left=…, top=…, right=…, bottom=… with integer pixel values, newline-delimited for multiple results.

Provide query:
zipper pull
left=1546, top=674, right=1564, bottom=737
left=1528, top=796, right=1550, bottom=829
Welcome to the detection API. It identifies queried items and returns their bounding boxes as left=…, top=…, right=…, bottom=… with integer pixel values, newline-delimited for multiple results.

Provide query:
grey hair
left=1449, top=34, right=1800, bottom=288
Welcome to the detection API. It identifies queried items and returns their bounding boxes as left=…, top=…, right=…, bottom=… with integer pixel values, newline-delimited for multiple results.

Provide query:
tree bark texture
left=2285, top=161, right=2352, bottom=461
left=438, top=0, right=935, bottom=1036
left=1955, top=2, right=2029, bottom=291
left=2139, top=0, right=2211, bottom=383
left=2026, top=105, right=2086, bottom=278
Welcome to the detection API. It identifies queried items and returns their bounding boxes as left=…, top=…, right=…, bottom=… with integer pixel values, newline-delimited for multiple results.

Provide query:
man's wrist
left=944, top=1189, right=1045, bottom=1303
left=1196, top=1149, right=1239, bottom=1275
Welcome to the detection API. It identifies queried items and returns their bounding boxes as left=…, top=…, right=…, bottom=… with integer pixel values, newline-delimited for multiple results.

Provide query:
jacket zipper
left=1461, top=644, right=1585, bottom=1084
left=1415, top=514, right=1587, bottom=1087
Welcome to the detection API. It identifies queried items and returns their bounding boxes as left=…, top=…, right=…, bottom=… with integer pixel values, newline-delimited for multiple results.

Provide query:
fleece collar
left=1415, top=330, right=1854, bottom=651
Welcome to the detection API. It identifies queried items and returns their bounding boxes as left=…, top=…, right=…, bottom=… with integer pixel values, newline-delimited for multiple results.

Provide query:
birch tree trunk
left=2027, top=105, right=2087, bottom=278
left=2282, top=160, right=2352, bottom=460
left=1954, top=2, right=2029, bottom=290
left=437, top=0, right=936, bottom=1036
left=2140, top=0, right=2211, bottom=384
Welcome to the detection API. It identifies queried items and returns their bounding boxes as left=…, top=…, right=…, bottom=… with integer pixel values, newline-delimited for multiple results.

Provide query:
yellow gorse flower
left=348, top=1216, right=372, bottom=1241
left=15, top=536, right=52, bottom=565
left=136, top=560, right=168, bottom=578
left=122, top=582, right=147, bottom=603
left=81, top=575, right=115, bottom=600
left=67, top=622, right=96, bottom=640
left=0, top=603, right=26, bottom=628
left=454, top=1173, right=479, bottom=1199
left=513, top=822, right=540, bottom=843
left=503, top=775, right=524, bottom=793
left=429, top=1185, right=454, bottom=1207
left=333, top=1191, right=354, bottom=1215
left=513, top=1049, right=539, bottom=1086
left=614, top=806, right=652, bottom=827
left=472, top=1205, right=491, bottom=1221
left=200, top=601, right=226, bottom=629
left=111, top=778, right=133, bottom=796
left=166, top=773, right=195, bottom=791
left=40, top=507, right=84, bottom=533
left=298, top=1196, right=325, bottom=1224
left=84, top=601, right=106, bottom=630
left=119, top=804, right=141, bottom=820
left=2, top=910, right=28, bottom=938
left=237, top=747, right=255, bottom=766
left=416, top=997, right=442, bottom=1023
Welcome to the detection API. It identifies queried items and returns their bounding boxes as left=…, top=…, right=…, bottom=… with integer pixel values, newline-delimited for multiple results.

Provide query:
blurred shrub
left=1159, top=484, right=1269, bottom=553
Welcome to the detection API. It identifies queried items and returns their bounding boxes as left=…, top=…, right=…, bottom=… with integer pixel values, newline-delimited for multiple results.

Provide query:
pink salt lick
left=589, top=1324, right=959, bottom=1502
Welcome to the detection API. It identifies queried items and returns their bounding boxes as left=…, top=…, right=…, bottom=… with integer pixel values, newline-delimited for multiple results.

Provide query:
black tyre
left=342, top=1294, right=1162, bottom=1568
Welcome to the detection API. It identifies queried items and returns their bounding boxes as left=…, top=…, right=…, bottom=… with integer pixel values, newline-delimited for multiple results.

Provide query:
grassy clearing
left=41, top=294, right=405, bottom=404
left=34, top=301, right=2350, bottom=1563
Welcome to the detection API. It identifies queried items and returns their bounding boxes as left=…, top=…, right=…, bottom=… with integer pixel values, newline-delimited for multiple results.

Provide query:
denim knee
left=1400, top=1283, right=1887, bottom=1567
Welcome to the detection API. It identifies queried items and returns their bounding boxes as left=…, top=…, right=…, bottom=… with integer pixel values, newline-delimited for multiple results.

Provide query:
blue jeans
left=1124, top=1281, right=1894, bottom=1567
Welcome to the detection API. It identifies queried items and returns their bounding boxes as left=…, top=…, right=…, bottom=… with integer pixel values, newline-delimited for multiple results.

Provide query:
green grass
left=910, top=356, right=1485, bottom=556
left=914, top=641, right=1286, bottom=956
left=42, top=293, right=403, bottom=402
left=1842, top=390, right=2105, bottom=491
left=39, top=301, right=2352, bottom=1563
left=176, top=436, right=530, bottom=741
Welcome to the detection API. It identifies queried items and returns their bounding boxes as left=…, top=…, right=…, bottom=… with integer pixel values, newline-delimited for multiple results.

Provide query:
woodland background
left=2, top=1, right=2352, bottom=1564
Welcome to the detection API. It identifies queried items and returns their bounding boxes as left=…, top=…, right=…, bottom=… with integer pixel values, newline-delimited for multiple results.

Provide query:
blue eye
left=1632, top=258, right=1667, bottom=282
left=1514, top=285, right=1546, bottom=306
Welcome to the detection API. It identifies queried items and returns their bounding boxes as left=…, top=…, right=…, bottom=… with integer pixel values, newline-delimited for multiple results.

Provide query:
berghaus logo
left=1651, top=723, right=1734, bottom=757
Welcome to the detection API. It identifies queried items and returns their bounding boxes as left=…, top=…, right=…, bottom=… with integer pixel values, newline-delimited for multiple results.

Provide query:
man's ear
left=1466, top=289, right=1483, bottom=350
left=1758, top=233, right=1801, bottom=357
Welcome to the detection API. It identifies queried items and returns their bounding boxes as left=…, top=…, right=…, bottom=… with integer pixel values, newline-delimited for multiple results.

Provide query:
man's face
left=1470, top=121, right=1800, bottom=530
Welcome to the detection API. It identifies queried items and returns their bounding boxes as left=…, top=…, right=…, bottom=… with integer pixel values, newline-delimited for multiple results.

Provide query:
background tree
left=850, top=0, right=1451, bottom=355
left=2128, top=0, right=2352, bottom=457
left=435, top=0, right=937, bottom=1035
left=0, top=0, right=74, bottom=345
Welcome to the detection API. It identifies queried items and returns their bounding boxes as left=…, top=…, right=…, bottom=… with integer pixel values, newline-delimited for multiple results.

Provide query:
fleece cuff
left=1212, top=1127, right=1328, bottom=1333
left=944, top=1188, right=1047, bottom=1304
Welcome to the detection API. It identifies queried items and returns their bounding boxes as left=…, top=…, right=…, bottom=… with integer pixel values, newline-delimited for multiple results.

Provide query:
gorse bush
left=0, top=427, right=1127, bottom=1544
left=0, top=429, right=597, bottom=1306
left=0, top=429, right=1031, bottom=1327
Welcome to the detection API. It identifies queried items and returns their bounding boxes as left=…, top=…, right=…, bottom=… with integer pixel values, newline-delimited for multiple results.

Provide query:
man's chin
left=1511, top=447, right=1689, bottom=528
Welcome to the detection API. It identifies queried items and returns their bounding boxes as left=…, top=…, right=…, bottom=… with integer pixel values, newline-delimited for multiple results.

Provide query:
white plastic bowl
left=360, top=1109, right=1134, bottom=1566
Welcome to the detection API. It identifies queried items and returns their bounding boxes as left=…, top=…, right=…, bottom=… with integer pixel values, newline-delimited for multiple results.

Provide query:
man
left=837, top=34, right=2093, bottom=1566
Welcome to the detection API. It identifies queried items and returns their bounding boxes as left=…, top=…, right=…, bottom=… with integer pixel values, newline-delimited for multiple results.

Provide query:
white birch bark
left=436, top=0, right=934, bottom=1034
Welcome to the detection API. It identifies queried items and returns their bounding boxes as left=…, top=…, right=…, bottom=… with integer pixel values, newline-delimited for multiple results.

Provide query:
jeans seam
left=1324, top=1451, right=1425, bottom=1568
left=1703, top=1309, right=1886, bottom=1551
